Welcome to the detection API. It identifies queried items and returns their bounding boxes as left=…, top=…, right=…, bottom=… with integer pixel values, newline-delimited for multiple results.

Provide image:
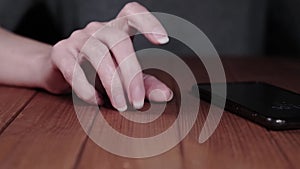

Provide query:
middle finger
left=92, top=26, right=145, bottom=109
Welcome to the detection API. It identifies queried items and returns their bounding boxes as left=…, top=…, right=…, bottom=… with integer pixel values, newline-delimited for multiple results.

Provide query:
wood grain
left=269, top=130, right=300, bottom=168
left=75, top=104, right=183, bottom=169
left=0, top=92, right=94, bottom=169
left=0, top=86, right=36, bottom=133
left=181, top=102, right=295, bottom=169
left=75, top=69, right=184, bottom=169
left=180, top=57, right=300, bottom=169
left=0, top=58, right=299, bottom=169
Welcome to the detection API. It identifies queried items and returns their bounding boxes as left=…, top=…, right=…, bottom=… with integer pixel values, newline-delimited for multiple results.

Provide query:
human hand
left=43, top=2, right=173, bottom=111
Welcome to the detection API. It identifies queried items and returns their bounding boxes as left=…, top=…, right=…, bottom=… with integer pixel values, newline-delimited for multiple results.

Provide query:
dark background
left=6, top=0, right=300, bottom=58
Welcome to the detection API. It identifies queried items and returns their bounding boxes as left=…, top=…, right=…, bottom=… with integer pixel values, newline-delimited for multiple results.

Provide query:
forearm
left=0, top=27, right=52, bottom=88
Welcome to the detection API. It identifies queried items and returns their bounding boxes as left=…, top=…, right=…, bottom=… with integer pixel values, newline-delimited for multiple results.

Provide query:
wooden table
left=0, top=58, right=299, bottom=169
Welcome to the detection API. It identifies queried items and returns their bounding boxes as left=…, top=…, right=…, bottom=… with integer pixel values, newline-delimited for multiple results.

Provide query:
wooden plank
left=0, top=92, right=96, bottom=169
left=0, top=86, right=36, bottom=133
left=76, top=139, right=183, bottom=169
left=75, top=101, right=183, bottom=169
left=0, top=58, right=298, bottom=169
left=181, top=102, right=293, bottom=169
left=269, top=130, right=300, bottom=168
left=75, top=70, right=184, bottom=169
left=76, top=58, right=300, bottom=169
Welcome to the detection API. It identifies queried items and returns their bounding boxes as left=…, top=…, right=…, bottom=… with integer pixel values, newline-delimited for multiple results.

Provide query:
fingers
left=116, top=2, right=169, bottom=45
left=50, top=2, right=172, bottom=110
left=78, top=2, right=171, bottom=109
left=143, top=74, right=173, bottom=102
left=67, top=24, right=128, bottom=111
left=92, top=27, right=145, bottom=109
left=81, top=37, right=127, bottom=112
left=51, top=42, right=103, bottom=105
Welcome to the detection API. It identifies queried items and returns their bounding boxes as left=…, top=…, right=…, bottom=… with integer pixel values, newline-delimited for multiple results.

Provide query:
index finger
left=116, top=2, right=169, bottom=45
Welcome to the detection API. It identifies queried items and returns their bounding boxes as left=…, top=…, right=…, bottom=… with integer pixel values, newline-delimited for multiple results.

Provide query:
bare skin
left=0, top=2, right=173, bottom=112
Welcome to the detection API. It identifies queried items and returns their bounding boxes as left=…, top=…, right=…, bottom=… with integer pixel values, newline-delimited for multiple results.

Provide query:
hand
left=42, top=2, right=173, bottom=111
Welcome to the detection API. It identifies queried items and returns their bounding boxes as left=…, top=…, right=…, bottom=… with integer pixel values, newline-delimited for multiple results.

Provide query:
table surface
left=0, top=57, right=299, bottom=169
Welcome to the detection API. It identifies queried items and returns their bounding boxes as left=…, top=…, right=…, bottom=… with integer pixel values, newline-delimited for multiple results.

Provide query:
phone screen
left=195, top=82, right=300, bottom=130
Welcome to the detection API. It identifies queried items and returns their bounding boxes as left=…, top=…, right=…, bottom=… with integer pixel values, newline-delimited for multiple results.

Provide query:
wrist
left=37, top=46, right=71, bottom=94
left=28, top=44, right=54, bottom=89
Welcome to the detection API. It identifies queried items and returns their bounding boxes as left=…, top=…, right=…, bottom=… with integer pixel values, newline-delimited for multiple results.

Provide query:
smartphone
left=193, top=82, right=300, bottom=130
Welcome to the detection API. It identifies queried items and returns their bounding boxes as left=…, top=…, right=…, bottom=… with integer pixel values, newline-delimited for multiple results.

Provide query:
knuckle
left=53, top=39, right=68, bottom=49
left=88, top=38, right=109, bottom=53
left=51, top=40, right=69, bottom=59
left=87, top=22, right=98, bottom=28
left=52, top=40, right=74, bottom=62
left=125, top=2, right=140, bottom=8
left=123, top=2, right=140, bottom=14
left=53, top=39, right=74, bottom=54
left=86, top=21, right=102, bottom=28
left=70, top=29, right=83, bottom=38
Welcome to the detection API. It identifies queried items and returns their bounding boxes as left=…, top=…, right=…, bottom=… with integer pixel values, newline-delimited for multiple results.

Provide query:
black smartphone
left=193, top=82, right=300, bottom=130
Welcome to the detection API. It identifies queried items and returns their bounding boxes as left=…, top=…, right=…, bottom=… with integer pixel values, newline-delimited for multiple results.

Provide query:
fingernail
left=133, top=100, right=144, bottom=109
left=130, top=84, right=145, bottom=109
left=115, top=95, right=127, bottom=112
left=149, top=89, right=173, bottom=102
left=132, top=86, right=145, bottom=109
left=117, top=105, right=128, bottom=112
left=155, top=35, right=169, bottom=44
left=152, top=27, right=169, bottom=44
